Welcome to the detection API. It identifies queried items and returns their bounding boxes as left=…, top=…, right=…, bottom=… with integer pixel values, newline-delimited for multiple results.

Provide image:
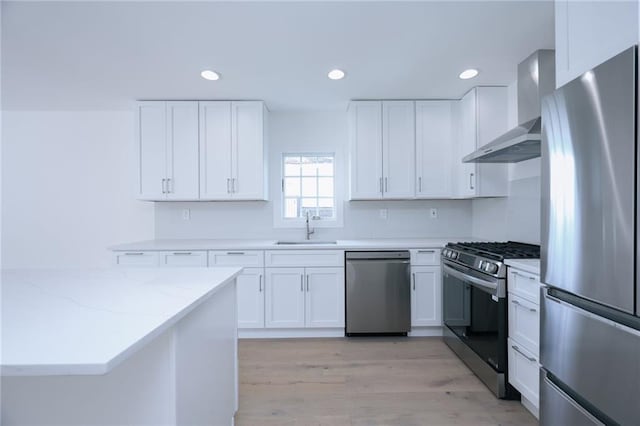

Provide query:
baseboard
left=238, top=328, right=345, bottom=339
left=239, top=326, right=444, bottom=339
left=407, top=327, right=443, bottom=337
left=521, top=395, right=539, bottom=419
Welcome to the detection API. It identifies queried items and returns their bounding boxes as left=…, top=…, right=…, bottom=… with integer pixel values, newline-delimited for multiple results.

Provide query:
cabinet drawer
left=159, top=251, right=208, bottom=267
left=208, top=250, right=264, bottom=267
left=508, top=293, right=540, bottom=356
left=508, top=268, right=541, bottom=304
left=265, top=250, right=344, bottom=267
left=508, top=337, right=539, bottom=410
left=113, top=251, right=159, bottom=267
left=410, top=248, right=440, bottom=266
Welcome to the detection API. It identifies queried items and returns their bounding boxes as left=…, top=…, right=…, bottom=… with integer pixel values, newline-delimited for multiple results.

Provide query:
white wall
left=155, top=110, right=473, bottom=240
left=1, top=111, right=155, bottom=268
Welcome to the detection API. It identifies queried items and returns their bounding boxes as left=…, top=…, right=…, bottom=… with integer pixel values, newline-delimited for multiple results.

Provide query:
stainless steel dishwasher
left=345, top=251, right=411, bottom=336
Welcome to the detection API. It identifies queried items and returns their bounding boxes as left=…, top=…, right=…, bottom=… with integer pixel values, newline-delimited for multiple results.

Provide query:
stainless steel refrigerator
left=540, top=45, right=640, bottom=425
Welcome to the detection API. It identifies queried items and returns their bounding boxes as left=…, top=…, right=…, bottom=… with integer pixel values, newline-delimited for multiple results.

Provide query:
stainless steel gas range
left=441, top=241, right=540, bottom=400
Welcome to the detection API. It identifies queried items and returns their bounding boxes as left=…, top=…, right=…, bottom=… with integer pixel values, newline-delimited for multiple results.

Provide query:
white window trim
left=273, top=152, right=344, bottom=229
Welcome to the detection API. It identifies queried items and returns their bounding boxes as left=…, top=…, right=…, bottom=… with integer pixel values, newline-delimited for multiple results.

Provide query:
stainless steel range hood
left=463, top=49, right=555, bottom=163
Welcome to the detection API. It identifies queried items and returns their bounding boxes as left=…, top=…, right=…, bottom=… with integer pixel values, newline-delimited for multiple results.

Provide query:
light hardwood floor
left=235, top=337, right=537, bottom=426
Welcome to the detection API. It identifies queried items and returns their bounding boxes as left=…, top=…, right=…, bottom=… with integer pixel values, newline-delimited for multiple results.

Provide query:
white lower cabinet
left=159, top=251, right=208, bottom=267
left=508, top=337, right=539, bottom=410
left=236, top=268, right=265, bottom=329
left=410, top=266, right=442, bottom=326
left=507, top=265, right=541, bottom=418
left=265, top=267, right=344, bottom=329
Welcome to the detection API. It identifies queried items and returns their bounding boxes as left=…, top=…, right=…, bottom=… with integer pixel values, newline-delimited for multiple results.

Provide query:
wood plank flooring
left=235, top=337, right=537, bottom=426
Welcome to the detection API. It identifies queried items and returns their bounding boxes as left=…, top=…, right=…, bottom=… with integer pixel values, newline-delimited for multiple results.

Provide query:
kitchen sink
left=275, top=241, right=337, bottom=245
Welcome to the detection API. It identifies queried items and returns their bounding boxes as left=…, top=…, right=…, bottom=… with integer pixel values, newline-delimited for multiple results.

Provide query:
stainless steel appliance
left=442, top=241, right=540, bottom=399
left=464, top=49, right=555, bottom=163
left=540, top=45, right=640, bottom=425
left=345, top=251, right=410, bottom=335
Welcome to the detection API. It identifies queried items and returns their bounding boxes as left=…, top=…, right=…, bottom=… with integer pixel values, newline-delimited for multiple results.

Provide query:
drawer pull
left=512, top=345, right=537, bottom=362
left=125, top=252, right=144, bottom=256
left=512, top=271, right=537, bottom=281
left=259, top=275, right=263, bottom=292
left=172, top=252, right=192, bottom=256
left=417, top=250, right=435, bottom=254
left=511, top=299, right=538, bottom=312
left=412, top=273, right=416, bottom=290
left=226, top=252, right=245, bottom=255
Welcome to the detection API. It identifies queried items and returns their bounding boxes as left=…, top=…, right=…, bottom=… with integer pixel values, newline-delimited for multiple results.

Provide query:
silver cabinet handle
left=125, top=252, right=144, bottom=256
left=259, top=275, right=263, bottom=292
left=306, top=275, right=310, bottom=292
left=226, top=252, right=245, bottom=255
left=418, top=177, right=422, bottom=192
left=384, top=177, right=388, bottom=192
left=172, top=252, right=192, bottom=256
left=417, top=250, right=435, bottom=254
left=161, top=178, right=167, bottom=194
left=469, top=173, right=475, bottom=190
left=512, top=271, right=537, bottom=281
left=511, top=299, right=537, bottom=312
left=167, top=178, right=173, bottom=194
left=300, top=275, right=304, bottom=292
left=379, top=177, right=383, bottom=194
left=512, top=345, right=537, bottom=362
left=232, top=178, right=236, bottom=193
left=226, top=178, right=231, bottom=194
left=412, top=273, right=416, bottom=291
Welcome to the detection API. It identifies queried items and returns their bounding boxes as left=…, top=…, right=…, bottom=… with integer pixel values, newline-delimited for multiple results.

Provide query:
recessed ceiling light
left=201, top=70, right=220, bottom=81
left=327, top=69, right=346, bottom=80
left=459, top=69, right=479, bottom=80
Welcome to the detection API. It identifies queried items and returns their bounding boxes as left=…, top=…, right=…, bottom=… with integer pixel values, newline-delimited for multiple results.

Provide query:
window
left=282, top=154, right=335, bottom=220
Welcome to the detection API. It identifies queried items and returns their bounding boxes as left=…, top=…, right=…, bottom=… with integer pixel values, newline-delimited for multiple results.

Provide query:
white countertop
left=1, top=267, right=241, bottom=377
left=110, top=237, right=481, bottom=252
left=504, top=259, right=540, bottom=275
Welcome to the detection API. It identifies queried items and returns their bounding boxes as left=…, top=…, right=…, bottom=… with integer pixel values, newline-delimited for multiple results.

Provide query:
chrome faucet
left=305, top=211, right=315, bottom=240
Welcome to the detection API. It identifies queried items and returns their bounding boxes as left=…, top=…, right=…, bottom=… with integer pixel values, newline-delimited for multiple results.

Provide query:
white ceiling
left=1, top=1, right=554, bottom=111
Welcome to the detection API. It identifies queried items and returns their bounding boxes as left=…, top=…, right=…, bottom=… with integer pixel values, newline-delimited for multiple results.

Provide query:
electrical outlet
left=182, top=209, right=191, bottom=221
left=430, top=208, right=438, bottom=219
left=379, top=209, right=388, bottom=220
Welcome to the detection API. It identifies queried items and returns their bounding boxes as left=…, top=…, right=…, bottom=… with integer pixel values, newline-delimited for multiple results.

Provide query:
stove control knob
left=443, top=250, right=449, bottom=257
left=451, top=251, right=458, bottom=259
left=478, top=260, right=484, bottom=269
left=485, top=263, right=498, bottom=274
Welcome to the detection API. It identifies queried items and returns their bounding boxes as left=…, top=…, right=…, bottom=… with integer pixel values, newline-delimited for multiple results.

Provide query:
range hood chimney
left=463, top=49, right=555, bottom=163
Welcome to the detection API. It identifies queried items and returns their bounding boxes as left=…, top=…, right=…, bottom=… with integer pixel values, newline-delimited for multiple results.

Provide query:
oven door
left=442, top=260, right=506, bottom=372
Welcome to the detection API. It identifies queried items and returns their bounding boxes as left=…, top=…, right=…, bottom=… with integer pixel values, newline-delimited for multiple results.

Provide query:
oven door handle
left=442, top=263, right=499, bottom=296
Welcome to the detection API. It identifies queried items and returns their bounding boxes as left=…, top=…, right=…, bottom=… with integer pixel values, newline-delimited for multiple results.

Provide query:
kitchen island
left=1, top=267, right=241, bottom=425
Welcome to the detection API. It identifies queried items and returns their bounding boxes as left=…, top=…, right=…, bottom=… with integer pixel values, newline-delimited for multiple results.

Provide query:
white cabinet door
left=237, top=268, right=265, bottom=329
left=232, top=101, right=267, bottom=200
left=348, top=101, right=383, bottom=200
left=555, top=0, right=638, bottom=88
left=455, top=90, right=478, bottom=199
left=508, top=293, right=540, bottom=356
left=265, top=268, right=305, bottom=328
left=508, top=337, right=540, bottom=410
left=382, top=101, right=415, bottom=199
left=475, top=87, right=508, bottom=197
left=305, top=267, right=345, bottom=328
left=166, top=102, right=199, bottom=200
left=415, top=101, right=453, bottom=198
left=411, top=266, right=442, bottom=326
left=137, top=102, right=167, bottom=200
left=199, top=101, right=233, bottom=200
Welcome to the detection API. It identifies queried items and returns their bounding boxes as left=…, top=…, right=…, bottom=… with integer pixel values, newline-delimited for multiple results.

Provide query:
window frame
left=274, top=152, right=343, bottom=229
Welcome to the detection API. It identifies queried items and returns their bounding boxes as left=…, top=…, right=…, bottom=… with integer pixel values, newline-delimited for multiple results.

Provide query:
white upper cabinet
left=348, top=101, right=384, bottom=199
left=348, top=101, right=415, bottom=200
left=415, top=101, right=454, bottom=198
left=382, top=101, right=416, bottom=199
left=200, top=101, right=268, bottom=201
left=137, top=101, right=199, bottom=200
left=453, top=87, right=508, bottom=198
left=555, top=0, right=638, bottom=87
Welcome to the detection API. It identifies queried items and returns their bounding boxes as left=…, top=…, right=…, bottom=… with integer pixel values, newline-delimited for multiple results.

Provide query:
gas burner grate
left=451, top=241, right=540, bottom=260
